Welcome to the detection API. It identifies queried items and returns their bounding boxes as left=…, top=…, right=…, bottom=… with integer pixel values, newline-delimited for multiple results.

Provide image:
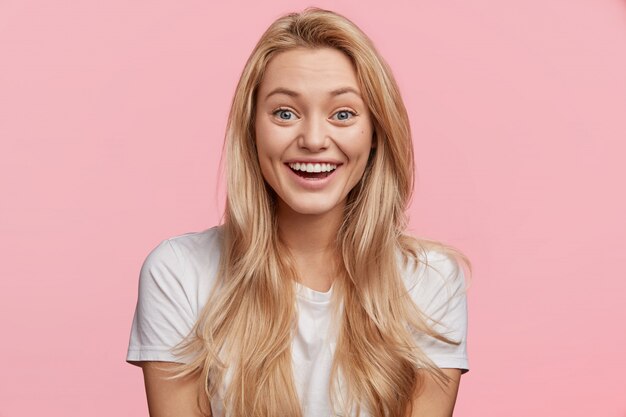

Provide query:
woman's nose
left=297, top=117, right=330, bottom=151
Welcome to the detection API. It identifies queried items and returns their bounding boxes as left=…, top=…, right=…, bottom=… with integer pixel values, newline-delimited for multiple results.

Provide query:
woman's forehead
left=258, top=47, right=361, bottom=100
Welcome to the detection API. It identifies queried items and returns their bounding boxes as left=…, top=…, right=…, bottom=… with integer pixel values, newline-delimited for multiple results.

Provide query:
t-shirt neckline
left=294, top=281, right=334, bottom=303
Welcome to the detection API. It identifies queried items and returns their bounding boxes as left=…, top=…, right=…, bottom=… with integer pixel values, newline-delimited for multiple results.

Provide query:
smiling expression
left=254, top=47, right=374, bottom=218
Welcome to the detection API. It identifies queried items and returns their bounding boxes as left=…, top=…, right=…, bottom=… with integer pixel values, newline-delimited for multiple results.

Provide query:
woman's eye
left=332, top=110, right=356, bottom=121
left=274, top=109, right=296, bottom=120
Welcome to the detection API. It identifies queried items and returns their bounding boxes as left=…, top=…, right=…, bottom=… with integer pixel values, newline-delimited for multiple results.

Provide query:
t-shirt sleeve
left=126, top=238, right=196, bottom=366
left=408, top=251, right=470, bottom=374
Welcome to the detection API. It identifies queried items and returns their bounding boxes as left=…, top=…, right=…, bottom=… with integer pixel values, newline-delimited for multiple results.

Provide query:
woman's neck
left=276, top=200, right=344, bottom=291
left=276, top=202, right=343, bottom=254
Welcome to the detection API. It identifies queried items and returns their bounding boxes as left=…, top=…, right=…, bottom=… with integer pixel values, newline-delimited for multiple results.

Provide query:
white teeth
left=288, top=162, right=338, bottom=173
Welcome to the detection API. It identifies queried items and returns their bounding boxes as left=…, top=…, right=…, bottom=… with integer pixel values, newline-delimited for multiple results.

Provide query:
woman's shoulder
left=127, top=226, right=224, bottom=365
left=397, top=236, right=471, bottom=373
left=398, top=233, right=466, bottom=272
left=397, top=235, right=469, bottom=311
left=139, top=225, right=224, bottom=302
left=165, top=224, right=224, bottom=262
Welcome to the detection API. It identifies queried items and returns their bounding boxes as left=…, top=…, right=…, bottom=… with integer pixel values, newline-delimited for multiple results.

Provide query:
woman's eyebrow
left=330, top=87, right=361, bottom=98
left=265, top=87, right=299, bottom=100
left=264, top=86, right=362, bottom=101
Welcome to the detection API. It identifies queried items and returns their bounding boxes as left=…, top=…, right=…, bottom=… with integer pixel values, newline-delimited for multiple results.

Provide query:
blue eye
left=333, top=110, right=355, bottom=121
left=274, top=109, right=295, bottom=120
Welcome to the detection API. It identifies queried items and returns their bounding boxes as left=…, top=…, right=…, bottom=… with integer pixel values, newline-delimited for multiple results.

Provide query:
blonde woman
left=126, top=8, right=470, bottom=417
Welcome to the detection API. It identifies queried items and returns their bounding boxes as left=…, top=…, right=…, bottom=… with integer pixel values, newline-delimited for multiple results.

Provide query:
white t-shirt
left=126, top=226, right=469, bottom=417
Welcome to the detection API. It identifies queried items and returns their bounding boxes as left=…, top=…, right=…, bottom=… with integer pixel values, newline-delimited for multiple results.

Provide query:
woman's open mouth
left=286, top=162, right=339, bottom=180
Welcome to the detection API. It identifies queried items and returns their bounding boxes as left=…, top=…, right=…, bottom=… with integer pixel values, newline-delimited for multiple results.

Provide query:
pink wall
left=1, top=0, right=625, bottom=416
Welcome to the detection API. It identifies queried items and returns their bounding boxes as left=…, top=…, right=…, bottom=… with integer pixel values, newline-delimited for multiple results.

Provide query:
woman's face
left=254, top=47, right=374, bottom=217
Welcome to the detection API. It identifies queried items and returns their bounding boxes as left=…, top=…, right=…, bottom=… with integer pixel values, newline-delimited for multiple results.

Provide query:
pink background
left=1, top=0, right=625, bottom=416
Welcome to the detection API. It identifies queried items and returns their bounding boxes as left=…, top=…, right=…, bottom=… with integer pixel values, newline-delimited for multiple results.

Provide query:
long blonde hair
left=163, top=8, right=471, bottom=417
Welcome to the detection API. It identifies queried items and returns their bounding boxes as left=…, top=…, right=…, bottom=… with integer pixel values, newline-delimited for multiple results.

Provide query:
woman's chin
left=277, top=197, right=346, bottom=218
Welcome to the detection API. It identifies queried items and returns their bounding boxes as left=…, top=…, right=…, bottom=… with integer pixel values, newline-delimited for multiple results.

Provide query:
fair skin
left=254, top=47, right=374, bottom=291
left=140, top=47, right=462, bottom=416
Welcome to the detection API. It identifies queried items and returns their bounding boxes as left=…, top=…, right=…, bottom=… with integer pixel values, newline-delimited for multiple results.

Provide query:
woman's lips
left=284, top=163, right=340, bottom=190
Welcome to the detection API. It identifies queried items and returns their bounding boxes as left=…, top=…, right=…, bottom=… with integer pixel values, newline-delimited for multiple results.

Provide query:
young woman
left=126, top=8, right=470, bottom=417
